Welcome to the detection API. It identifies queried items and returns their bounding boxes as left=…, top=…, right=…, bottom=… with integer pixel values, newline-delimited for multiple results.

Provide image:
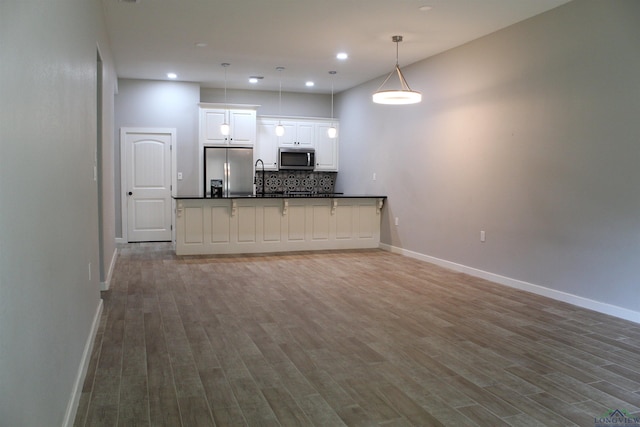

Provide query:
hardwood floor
left=74, top=243, right=640, bottom=426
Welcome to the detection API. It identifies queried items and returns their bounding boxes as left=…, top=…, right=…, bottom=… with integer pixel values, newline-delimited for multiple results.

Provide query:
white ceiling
left=101, top=0, right=570, bottom=94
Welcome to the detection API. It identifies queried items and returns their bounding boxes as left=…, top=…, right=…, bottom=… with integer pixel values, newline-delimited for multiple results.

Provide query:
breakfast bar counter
left=173, top=195, right=386, bottom=255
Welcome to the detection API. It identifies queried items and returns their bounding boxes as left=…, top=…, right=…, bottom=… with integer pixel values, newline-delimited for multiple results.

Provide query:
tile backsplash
left=254, top=170, right=337, bottom=194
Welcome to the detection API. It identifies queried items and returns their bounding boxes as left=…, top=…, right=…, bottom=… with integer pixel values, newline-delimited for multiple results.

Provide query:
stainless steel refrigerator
left=204, top=147, right=254, bottom=197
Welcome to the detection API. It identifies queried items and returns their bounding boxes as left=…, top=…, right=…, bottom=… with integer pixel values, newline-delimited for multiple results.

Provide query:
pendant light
left=327, top=71, right=337, bottom=139
left=275, top=67, right=285, bottom=137
left=372, top=35, right=421, bottom=105
left=220, top=63, right=230, bottom=136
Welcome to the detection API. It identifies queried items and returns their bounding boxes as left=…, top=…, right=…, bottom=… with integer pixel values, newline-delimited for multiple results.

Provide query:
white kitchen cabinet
left=199, top=104, right=257, bottom=147
left=175, top=197, right=384, bottom=255
left=255, top=116, right=340, bottom=171
left=256, top=119, right=279, bottom=170
left=278, top=120, right=314, bottom=147
left=314, top=123, right=339, bottom=171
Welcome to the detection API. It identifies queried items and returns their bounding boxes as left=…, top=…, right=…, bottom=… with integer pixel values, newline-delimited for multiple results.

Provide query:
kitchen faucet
left=254, top=158, right=265, bottom=196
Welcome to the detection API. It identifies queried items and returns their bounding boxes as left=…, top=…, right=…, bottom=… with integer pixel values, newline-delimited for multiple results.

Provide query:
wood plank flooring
left=74, top=243, right=640, bottom=426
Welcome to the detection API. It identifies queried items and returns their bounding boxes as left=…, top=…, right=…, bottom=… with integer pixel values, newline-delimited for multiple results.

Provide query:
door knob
left=128, top=192, right=133, bottom=196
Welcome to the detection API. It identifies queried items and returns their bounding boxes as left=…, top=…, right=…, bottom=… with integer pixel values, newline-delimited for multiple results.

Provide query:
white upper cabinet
left=229, top=110, right=257, bottom=146
left=256, top=119, right=279, bottom=170
left=255, top=116, right=340, bottom=171
left=200, top=109, right=227, bottom=145
left=314, top=123, right=339, bottom=171
left=199, top=104, right=257, bottom=147
left=278, top=120, right=314, bottom=147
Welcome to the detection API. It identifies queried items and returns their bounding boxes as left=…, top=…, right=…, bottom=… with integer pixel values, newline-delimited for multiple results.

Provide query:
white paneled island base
left=175, top=197, right=385, bottom=255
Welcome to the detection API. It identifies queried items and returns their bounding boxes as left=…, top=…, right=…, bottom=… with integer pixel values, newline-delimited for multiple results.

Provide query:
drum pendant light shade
left=220, top=63, right=231, bottom=135
left=373, top=36, right=421, bottom=105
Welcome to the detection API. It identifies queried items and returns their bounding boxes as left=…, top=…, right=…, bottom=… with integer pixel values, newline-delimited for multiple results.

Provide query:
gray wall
left=114, top=79, right=200, bottom=236
left=201, top=88, right=332, bottom=118
left=337, top=0, right=640, bottom=315
left=0, top=0, right=114, bottom=425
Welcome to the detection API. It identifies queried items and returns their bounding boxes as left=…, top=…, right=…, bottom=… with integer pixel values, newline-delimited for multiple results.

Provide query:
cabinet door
left=277, top=121, right=298, bottom=147
left=256, top=119, right=279, bottom=170
left=229, top=110, right=256, bottom=146
left=278, top=121, right=314, bottom=147
left=314, top=123, right=339, bottom=171
left=200, top=109, right=227, bottom=145
left=295, top=122, right=315, bottom=147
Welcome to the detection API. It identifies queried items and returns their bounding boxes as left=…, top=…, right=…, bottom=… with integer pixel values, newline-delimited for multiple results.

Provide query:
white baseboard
left=100, top=247, right=118, bottom=291
left=379, top=243, right=640, bottom=325
left=115, top=237, right=126, bottom=245
left=62, top=299, right=104, bottom=427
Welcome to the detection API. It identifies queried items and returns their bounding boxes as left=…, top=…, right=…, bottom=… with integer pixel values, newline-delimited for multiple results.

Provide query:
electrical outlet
left=177, top=172, right=183, bottom=180
left=395, top=217, right=399, bottom=226
left=373, top=172, right=377, bottom=181
left=480, top=230, right=486, bottom=242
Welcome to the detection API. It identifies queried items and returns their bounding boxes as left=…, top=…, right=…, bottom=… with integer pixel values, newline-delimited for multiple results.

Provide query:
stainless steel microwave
left=279, top=148, right=315, bottom=170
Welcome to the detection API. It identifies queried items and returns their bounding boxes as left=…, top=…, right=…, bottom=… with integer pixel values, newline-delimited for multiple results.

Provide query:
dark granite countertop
left=173, top=193, right=387, bottom=200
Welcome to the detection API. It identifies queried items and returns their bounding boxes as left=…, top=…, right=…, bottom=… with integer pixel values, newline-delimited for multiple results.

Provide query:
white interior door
left=123, top=129, right=173, bottom=242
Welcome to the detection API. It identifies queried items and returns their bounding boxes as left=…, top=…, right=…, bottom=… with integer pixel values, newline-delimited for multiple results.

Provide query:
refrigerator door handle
left=223, top=162, right=228, bottom=197
left=228, top=162, right=231, bottom=197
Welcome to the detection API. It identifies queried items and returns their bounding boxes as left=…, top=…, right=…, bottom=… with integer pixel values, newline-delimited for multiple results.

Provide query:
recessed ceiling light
left=419, top=5, right=433, bottom=12
left=167, top=72, right=177, bottom=79
left=305, top=81, right=315, bottom=87
left=194, top=42, right=208, bottom=48
left=336, top=52, right=348, bottom=60
left=249, top=76, right=263, bottom=84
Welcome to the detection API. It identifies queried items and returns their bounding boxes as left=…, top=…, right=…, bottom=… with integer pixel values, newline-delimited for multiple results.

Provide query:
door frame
left=120, top=127, right=177, bottom=243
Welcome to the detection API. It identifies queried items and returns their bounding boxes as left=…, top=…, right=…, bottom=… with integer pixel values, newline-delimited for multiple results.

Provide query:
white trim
left=100, top=247, right=118, bottom=291
left=379, top=243, right=640, bottom=325
left=120, top=127, right=176, bottom=242
left=62, top=299, right=104, bottom=427
left=120, top=128, right=127, bottom=241
left=258, top=114, right=335, bottom=122
left=199, top=102, right=260, bottom=110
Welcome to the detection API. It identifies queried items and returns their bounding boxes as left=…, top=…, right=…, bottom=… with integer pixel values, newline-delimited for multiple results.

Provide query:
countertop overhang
left=173, top=194, right=387, bottom=200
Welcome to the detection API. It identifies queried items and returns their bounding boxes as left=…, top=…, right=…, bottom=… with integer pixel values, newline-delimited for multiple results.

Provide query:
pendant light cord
left=277, top=67, right=284, bottom=118
left=396, top=38, right=400, bottom=67
left=275, top=67, right=285, bottom=135
left=279, top=76, right=282, bottom=116
left=222, top=62, right=229, bottom=105
left=329, top=71, right=336, bottom=120
left=330, top=80, right=334, bottom=120
left=220, top=63, right=231, bottom=136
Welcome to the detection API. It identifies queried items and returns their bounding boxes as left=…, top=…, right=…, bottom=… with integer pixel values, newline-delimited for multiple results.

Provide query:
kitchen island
left=174, top=194, right=386, bottom=255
